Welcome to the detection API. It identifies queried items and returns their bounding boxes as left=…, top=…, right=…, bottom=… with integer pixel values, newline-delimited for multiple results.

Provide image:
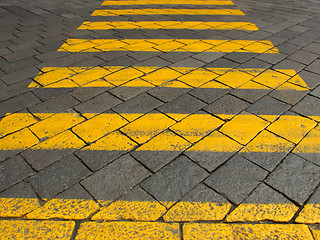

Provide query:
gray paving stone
left=117, top=185, right=156, bottom=202
left=71, top=88, right=107, bottom=103
left=288, top=50, right=318, bottom=65
left=205, top=154, right=268, bottom=204
left=305, top=59, right=320, bottom=75
left=298, top=70, right=320, bottom=89
left=169, top=57, right=205, bottom=68
left=148, top=85, right=190, bottom=103
left=55, top=183, right=93, bottom=200
left=245, top=95, right=291, bottom=119
left=141, top=155, right=208, bottom=204
left=289, top=30, right=320, bottom=46
left=133, top=56, right=170, bottom=67
left=255, top=53, right=287, bottom=64
left=28, top=154, right=91, bottom=199
left=204, top=94, right=248, bottom=117
left=310, top=85, right=320, bottom=98
left=265, top=154, right=320, bottom=204
left=74, top=92, right=122, bottom=116
left=0, top=155, right=34, bottom=192
left=277, top=42, right=302, bottom=55
left=0, top=66, right=39, bottom=85
left=159, top=52, right=193, bottom=64
left=0, top=79, right=31, bottom=102
left=190, top=88, right=230, bottom=104
left=113, top=93, right=162, bottom=116
left=270, top=88, right=309, bottom=105
left=224, top=52, right=257, bottom=64
left=29, top=93, right=79, bottom=115
left=239, top=59, right=272, bottom=69
left=204, top=58, right=240, bottom=69
left=304, top=186, right=320, bottom=205
left=231, top=88, right=270, bottom=104
left=273, top=59, right=306, bottom=73
left=0, top=181, right=37, bottom=198
left=81, top=154, right=150, bottom=201
left=302, top=42, right=320, bottom=54
left=192, top=52, right=225, bottom=63
left=110, top=85, right=153, bottom=101
left=0, top=92, right=40, bottom=117
left=157, top=93, right=206, bottom=117
left=291, top=95, right=320, bottom=117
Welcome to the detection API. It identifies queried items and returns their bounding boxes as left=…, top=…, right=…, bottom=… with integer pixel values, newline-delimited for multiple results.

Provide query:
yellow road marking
left=0, top=198, right=41, bottom=218
left=293, top=128, right=320, bottom=154
left=183, top=223, right=314, bottom=239
left=58, top=39, right=277, bottom=53
left=92, top=9, right=245, bottom=16
left=75, top=222, right=180, bottom=240
left=30, top=67, right=308, bottom=90
left=0, top=220, right=75, bottom=239
left=101, top=0, right=235, bottom=5
left=296, top=204, right=320, bottom=224
left=78, top=21, right=259, bottom=30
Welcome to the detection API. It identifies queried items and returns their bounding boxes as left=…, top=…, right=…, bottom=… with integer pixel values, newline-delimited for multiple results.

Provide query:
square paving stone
left=205, top=154, right=268, bottom=204
left=288, top=50, right=318, bottom=65
left=81, top=154, right=150, bottom=202
left=0, top=181, right=38, bottom=198
left=305, top=59, right=320, bottom=75
left=0, top=155, right=34, bottom=192
left=148, top=83, right=191, bottom=103
left=245, top=95, right=291, bottom=121
left=265, top=153, right=320, bottom=204
left=157, top=93, right=206, bottom=121
left=291, top=95, right=320, bottom=120
left=141, top=155, right=208, bottom=208
left=310, top=85, right=320, bottom=98
left=189, top=88, right=230, bottom=104
left=28, top=154, right=91, bottom=199
left=269, top=87, right=309, bottom=105
left=204, top=94, right=248, bottom=119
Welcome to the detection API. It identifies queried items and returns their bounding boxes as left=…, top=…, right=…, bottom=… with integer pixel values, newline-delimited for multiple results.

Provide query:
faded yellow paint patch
left=135, top=130, right=191, bottom=151
left=30, top=113, right=84, bottom=140
left=177, top=68, right=218, bottom=87
left=0, top=198, right=41, bottom=217
left=170, top=114, right=224, bottom=142
left=92, top=9, right=244, bottom=16
left=121, top=113, right=176, bottom=144
left=267, top=115, right=316, bottom=144
left=79, top=21, right=258, bottom=30
left=0, top=128, right=39, bottom=150
left=58, top=39, right=277, bottom=53
left=83, top=131, right=137, bottom=151
left=31, top=130, right=85, bottom=150
left=92, top=200, right=166, bottom=221
left=0, top=112, right=37, bottom=137
left=253, top=70, right=291, bottom=88
left=75, top=222, right=180, bottom=240
left=102, top=0, right=234, bottom=5
left=163, top=201, right=231, bottom=222
left=296, top=204, right=320, bottom=224
left=186, top=131, right=242, bottom=152
left=72, top=113, right=128, bottom=143
left=293, top=129, right=320, bottom=154
left=0, top=220, right=75, bottom=239
left=183, top=223, right=313, bottom=239
left=226, top=203, right=298, bottom=222
left=215, top=69, right=254, bottom=88
left=26, top=199, right=99, bottom=220
left=310, top=227, right=320, bottom=239
left=241, top=130, right=294, bottom=153
left=220, top=114, right=269, bottom=145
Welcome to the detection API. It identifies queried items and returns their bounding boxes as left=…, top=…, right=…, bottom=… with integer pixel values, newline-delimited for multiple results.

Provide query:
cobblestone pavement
left=1, top=0, right=320, bottom=238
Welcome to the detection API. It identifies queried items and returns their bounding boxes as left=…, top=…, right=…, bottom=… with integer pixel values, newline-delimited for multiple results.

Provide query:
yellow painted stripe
left=92, top=9, right=244, bottom=16
left=1, top=113, right=319, bottom=152
left=0, top=220, right=75, bottom=239
left=296, top=204, right=320, bottom=224
left=78, top=21, right=259, bottom=30
left=58, top=39, right=278, bottom=53
left=183, top=223, right=313, bottom=239
left=101, top=0, right=235, bottom=5
left=29, top=67, right=308, bottom=90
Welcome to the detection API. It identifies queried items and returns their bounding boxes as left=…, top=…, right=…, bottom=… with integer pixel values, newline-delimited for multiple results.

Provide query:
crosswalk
left=1, top=0, right=320, bottom=239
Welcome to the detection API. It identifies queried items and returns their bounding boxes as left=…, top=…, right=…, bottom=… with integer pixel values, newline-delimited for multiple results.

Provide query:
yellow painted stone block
left=0, top=198, right=41, bottom=218
left=101, top=0, right=234, bottom=5
left=296, top=204, right=320, bottom=224
left=0, top=113, right=37, bottom=137
left=0, top=128, right=39, bottom=150
left=177, top=68, right=218, bottom=87
left=293, top=129, right=320, bottom=154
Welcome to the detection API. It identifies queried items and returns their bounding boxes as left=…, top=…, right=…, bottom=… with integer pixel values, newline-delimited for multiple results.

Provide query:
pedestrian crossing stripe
left=78, top=21, right=259, bottom=30
left=101, top=0, right=235, bottom=5
left=91, top=9, right=245, bottom=16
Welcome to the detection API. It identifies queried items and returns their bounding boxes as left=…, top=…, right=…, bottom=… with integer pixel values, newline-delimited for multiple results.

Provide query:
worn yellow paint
left=75, top=222, right=180, bottom=240
left=0, top=198, right=41, bottom=217
left=92, top=200, right=166, bottom=221
left=101, top=0, right=234, bottom=5
left=289, top=74, right=310, bottom=89
left=253, top=70, right=291, bottom=88
left=293, top=129, right=320, bottom=154
left=0, top=220, right=75, bottom=239
left=29, top=113, right=84, bottom=140
left=92, top=9, right=244, bottom=16
left=170, top=114, right=224, bottom=142
left=78, top=21, right=258, bottom=30
left=220, top=114, right=269, bottom=145
left=163, top=201, right=232, bottom=222
left=135, top=130, right=191, bottom=151
left=121, top=113, right=176, bottom=144
left=33, top=67, right=76, bottom=86
left=26, top=199, right=99, bottom=220
left=72, top=113, right=128, bottom=143
left=296, top=204, right=320, bottom=224
left=226, top=203, right=298, bottom=222
left=58, top=39, right=277, bottom=53
left=311, top=228, right=320, bottom=240
left=0, top=128, right=39, bottom=150
left=267, top=115, right=316, bottom=144
left=0, top=112, right=37, bottom=137
left=183, top=223, right=314, bottom=239
left=29, top=67, right=308, bottom=90
left=186, top=131, right=242, bottom=152
left=241, top=130, right=294, bottom=153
